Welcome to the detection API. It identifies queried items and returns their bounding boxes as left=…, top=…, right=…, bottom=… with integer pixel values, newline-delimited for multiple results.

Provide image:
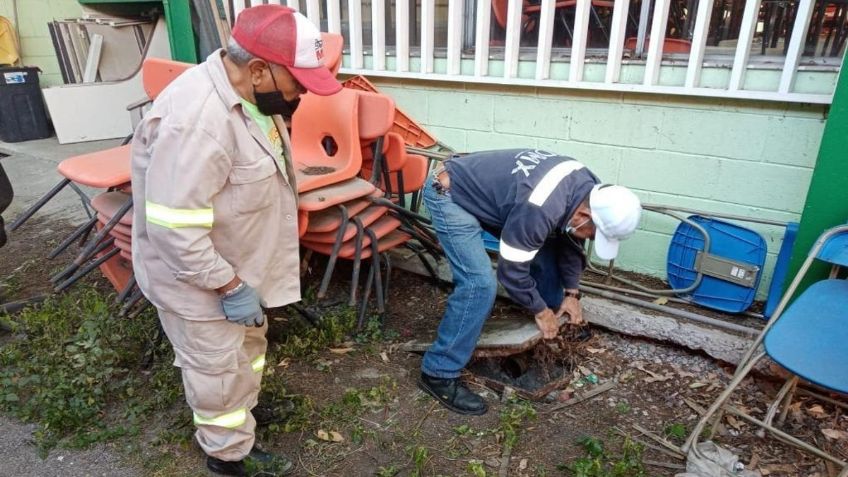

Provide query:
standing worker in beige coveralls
left=130, top=5, right=341, bottom=476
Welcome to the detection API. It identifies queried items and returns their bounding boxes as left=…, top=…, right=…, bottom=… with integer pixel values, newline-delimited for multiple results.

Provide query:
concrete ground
left=0, top=136, right=143, bottom=477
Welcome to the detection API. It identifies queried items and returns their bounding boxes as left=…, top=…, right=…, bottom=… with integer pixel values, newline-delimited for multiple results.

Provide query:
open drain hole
left=467, top=346, right=575, bottom=401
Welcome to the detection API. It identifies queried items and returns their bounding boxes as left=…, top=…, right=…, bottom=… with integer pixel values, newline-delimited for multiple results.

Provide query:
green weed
left=499, top=398, right=537, bottom=450
left=560, top=436, right=646, bottom=477
left=663, top=422, right=688, bottom=443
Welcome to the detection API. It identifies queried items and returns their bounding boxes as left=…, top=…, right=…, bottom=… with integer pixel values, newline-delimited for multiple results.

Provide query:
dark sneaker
left=206, top=446, right=293, bottom=476
left=417, top=373, right=488, bottom=416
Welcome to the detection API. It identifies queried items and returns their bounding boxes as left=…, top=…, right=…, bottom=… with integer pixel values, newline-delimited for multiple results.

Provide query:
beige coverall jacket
left=130, top=50, right=299, bottom=460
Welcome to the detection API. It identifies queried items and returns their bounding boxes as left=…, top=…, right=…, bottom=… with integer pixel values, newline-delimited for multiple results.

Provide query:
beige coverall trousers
left=158, top=309, right=267, bottom=461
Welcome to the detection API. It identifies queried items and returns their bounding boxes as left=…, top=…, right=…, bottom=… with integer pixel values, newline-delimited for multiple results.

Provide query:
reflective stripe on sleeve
left=193, top=407, right=247, bottom=429
left=528, top=161, right=585, bottom=206
left=251, top=354, right=266, bottom=373
left=499, top=240, right=539, bottom=263
left=146, top=201, right=214, bottom=228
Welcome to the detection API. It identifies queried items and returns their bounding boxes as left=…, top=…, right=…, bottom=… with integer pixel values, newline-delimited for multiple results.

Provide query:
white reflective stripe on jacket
left=130, top=50, right=300, bottom=319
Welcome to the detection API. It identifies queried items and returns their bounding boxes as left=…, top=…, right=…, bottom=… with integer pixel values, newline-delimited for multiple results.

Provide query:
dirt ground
left=1, top=216, right=847, bottom=477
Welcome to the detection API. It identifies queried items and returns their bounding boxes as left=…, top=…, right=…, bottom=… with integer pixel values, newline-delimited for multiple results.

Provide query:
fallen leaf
left=316, top=429, right=344, bottom=442
left=634, top=363, right=672, bottom=383
left=329, top=347, right=354, bottom=355
left=519, top=458, right=528, bottom=470
left=822, top=428, right=848, bottom=440
left=276, top=358, right=291, bottom=368
left=380, top=351, right=389, bottom=362
left=726, top=415, right=743, bottom=430
left=677, top=370, right=697, bottom=378
left=807, top=404, right=827, bottom=417
left=689, top=382, right=707, bottom=389
left=653, top=297, right=669, bottom=305
left=578, top=365, right=593, bottom=376
left=586, top=347, right=606, bottom=354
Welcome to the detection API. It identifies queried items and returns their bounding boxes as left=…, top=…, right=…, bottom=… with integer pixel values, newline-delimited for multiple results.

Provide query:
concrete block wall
left=0, top=0, right=84, bottom=87
left=369, top=78, right=827, bottom=297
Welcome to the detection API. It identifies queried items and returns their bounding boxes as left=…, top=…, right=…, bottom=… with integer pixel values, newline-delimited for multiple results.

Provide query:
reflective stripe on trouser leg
left=157, top=309, right=261, bottom=461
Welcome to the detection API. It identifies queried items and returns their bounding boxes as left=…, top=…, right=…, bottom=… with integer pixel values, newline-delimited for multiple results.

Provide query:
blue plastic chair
left=684, top=224, right=848, bottom=474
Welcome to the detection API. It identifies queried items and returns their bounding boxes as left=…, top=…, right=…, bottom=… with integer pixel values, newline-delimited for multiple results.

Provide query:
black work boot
left=206, top=446, right=293, bottom=476
left=418, top=373, right=488, bottom=415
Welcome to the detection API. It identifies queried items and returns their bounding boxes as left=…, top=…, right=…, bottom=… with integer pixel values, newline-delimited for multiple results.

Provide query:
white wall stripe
left=326, top=0, right=341, bottom=34
left=499, top=240, right=539, bottom=263
left=396, top=0, right=410, bottom=72
left=643, top=0, right=671, bottom=85
left=372, top=0, right=386, bottom=70
left=503, top=0, right=522, bottom=79
left=421, top=0, right=436, bottom=73
left=605, top=0, right=631, bottom=84
left=446, top=0, right=464, bottom=75
left=528, top=161, right=586, bottom=206
left=779, top=0, right=817, bottom=93
left=347, top=0, right=363, bottom=69
left=728, top=0, right=762, bottom=90
left=535, top=0, right=556, bottom=80
left=684, top=0, right=715, bottom=88
left=474, top=0, right=492, bottom=77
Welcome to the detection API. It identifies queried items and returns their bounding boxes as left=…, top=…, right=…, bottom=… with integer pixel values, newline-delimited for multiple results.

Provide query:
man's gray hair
left=226, top=37, right=256, bottom=65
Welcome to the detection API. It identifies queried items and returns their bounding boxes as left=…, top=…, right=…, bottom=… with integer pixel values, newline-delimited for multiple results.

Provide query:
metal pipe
left=580, top=284, right=761, bottom=336
left=581, top=280, right=766, bottom=321
left=642, top=203, right=788, bottom=227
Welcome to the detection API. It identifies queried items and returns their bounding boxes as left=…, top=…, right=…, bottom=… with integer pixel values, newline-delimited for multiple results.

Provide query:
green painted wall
left=365, top=77, right=827, bottom=298
left=0, top=0, right=84, bottom=87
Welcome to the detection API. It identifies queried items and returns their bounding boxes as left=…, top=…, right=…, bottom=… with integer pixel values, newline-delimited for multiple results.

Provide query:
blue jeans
left=421, top=183, right=563, bottom=378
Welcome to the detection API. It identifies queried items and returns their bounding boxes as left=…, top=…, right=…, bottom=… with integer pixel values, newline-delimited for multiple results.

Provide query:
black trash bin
left=0, top=67, right=51, bottom=143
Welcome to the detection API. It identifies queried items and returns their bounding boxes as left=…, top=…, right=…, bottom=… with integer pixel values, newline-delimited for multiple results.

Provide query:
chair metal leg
left=364, top=228, right=385, bottom=314
left=763, top=376, right=798, bottom=428
left=119, top=288, right=145, bottom=317
left=52, top=196, right=132, bottom=283
left=9, top=178, right=71, bottom=231
left=776, top=377, right=799, bottom=427
left=126, top=299, right=151, bottom=320
left=68, top=182, right=94, bottom=219
left=317, top=205, right=349, bottom=299
left=116, top=274, right=137, bottom=305
left=383, top=252, right=392, bottom=304
left=48, top=215, right=98, bottom=259
left=683, top=351, right=766, bottom=453
left=349, top=217, right=365, bottom=306
left=356, top=260, right=376, bottom=331
left=725, top=405, right=847, bottom=467
left=55, top=240, right=119, bottom=292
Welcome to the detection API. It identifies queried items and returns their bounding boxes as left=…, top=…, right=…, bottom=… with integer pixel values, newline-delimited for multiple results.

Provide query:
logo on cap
left=314, top=39, right=324, bottom=61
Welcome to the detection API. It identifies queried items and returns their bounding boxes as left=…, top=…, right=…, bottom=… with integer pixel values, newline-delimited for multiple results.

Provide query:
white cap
left=589, top=184, right=642, bottom=260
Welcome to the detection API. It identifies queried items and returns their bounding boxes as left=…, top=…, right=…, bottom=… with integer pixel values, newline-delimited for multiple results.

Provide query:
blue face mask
left=565, top=218, right=591, bottom=236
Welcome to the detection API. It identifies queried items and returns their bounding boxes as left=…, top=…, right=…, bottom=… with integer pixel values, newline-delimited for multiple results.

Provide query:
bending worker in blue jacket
left=418, top=149, right=642, bottom=415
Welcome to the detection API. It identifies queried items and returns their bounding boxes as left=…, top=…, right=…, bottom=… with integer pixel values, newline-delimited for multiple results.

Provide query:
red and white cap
left=231, top=5, right=342, bottom=96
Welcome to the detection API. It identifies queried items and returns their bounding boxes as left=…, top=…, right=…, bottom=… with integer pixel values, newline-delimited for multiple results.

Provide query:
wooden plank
left=684, top=0, right=715, bottom=88
left=446, top=0, right=464, bottom=75
left=727, top=0, right=762, bottom=90
left=605, top=0, right=632, bottom=83
left=643, top=0, right=671, bottom=85
left=396, top=0, right=410, bottom=72
left=535, top=0, right=556, bottom=80
left=82, top=33, right=103, bottom=83
left=569, top=0, right=592, bottom=82
left=372, top=0, right=387, bottom=70
left=779, top=0, right=816, bottom=93
left=474, top=0, right=492, bottom=76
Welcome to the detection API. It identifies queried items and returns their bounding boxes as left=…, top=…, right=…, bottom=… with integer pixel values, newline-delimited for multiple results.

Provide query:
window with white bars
left=226, top=0, right=844, bottom=103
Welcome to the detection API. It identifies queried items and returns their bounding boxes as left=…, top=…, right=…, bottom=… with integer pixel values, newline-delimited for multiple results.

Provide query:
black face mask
left=253, top=67, right=301, bottom=119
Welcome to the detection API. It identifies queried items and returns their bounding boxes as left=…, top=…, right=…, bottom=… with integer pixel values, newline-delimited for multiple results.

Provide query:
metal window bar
left=372, top=0, right=387, bottom=70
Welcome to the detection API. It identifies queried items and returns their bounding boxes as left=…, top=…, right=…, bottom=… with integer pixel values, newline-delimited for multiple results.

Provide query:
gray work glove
left=221, top=282, right=264, bottom=327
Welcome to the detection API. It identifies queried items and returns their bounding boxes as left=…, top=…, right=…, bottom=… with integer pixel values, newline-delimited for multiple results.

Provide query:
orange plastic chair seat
left=363, top=154, right=429, bottom=194
left=119, top=249, right=133, bottom=261
left=142, top=58, right=193, bottom=100
left=108, top=227, right=132, bottom=245
left=624, top=37, right=692, bottom=53
left=303, top=226, right=410, bottom=260
left=91, top=191, right=133, bottom=225
left=305, top=193, right=378, bottom=233
left=300, top=205, right=388, bottom=244
left=113, top=236, right=131, bottom=252
left=57, top=145, right=132, bottom=188
left=298, top=178, right=376, bottom=212
left=298, top=210, right=308, bottom=238
left=98, top=213, right=132, bottom=236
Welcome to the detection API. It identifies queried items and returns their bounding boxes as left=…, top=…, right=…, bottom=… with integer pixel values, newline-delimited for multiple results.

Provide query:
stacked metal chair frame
left=683, top=224, right=848, bottom=475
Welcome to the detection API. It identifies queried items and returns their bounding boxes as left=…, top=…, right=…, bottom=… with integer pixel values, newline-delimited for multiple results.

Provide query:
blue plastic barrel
left=667, top=216, right=767, bottom=314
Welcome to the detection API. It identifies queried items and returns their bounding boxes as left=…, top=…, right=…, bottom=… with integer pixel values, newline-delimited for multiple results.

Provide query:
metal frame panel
left=728, top=0, right=762, bottom=90
left=421, top=0, right=436, bottom=73
left=780, top=0, right=817, bottom=93
left=569, top=0, right=593, bottom=82
left=327, top=0, right=342, bottom=34
left=447, top=0, right=464, bottom=75
left=396, top=0, right=410, bottom=72
left=372, top=0, right=387, bottom=70
left=348, top=0, right=364, bottom=68
left=605, top=0, right=631, bottom=83
left=644, top=0, right=671, bottom=85
left=685, top=0, right=715, bottom=88
left=535, top=0, right=556, bottom=80
left=504, top=0, right=523, bottom=78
